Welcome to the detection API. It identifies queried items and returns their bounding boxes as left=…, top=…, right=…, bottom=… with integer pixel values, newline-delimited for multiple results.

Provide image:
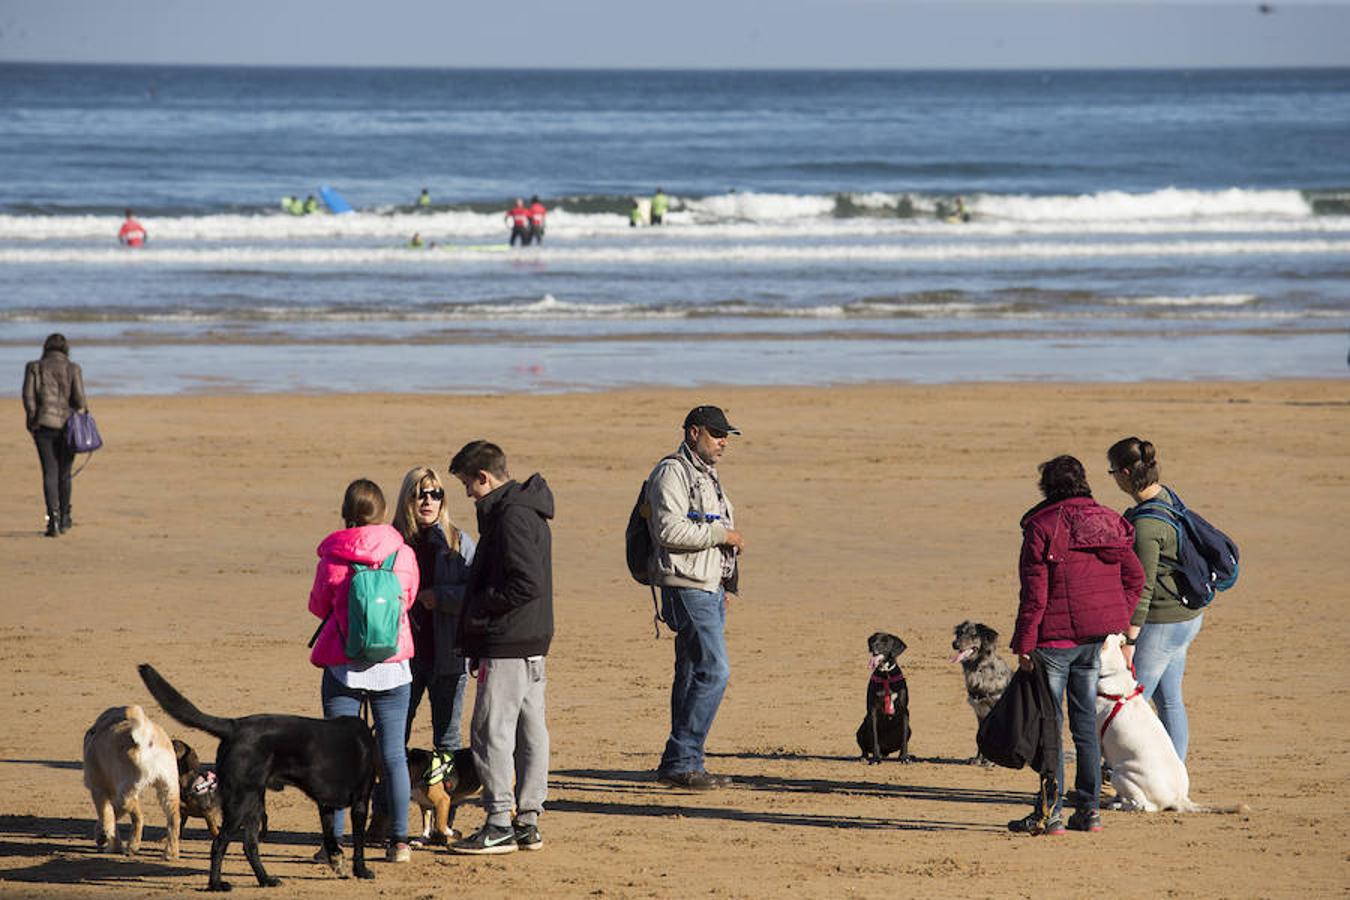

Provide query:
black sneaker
left=657, top=771, right=717, bottom=790
left=450, top=824, right=517, bottom=855
left=1067, top=809, right=1103, bottom=833
left=512, top=821, right=543, bottom=851
left=1007, top=812, right=1065, bottom=836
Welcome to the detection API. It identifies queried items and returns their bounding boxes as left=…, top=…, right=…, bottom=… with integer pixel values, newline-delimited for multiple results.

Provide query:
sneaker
left=512, top=822, right=543, bottom=851
left=450, top=824, right=518, bottom=855
left=1007, top=812, right=1065, bottom=836
left=657, top=770, right=718, bottom=790
left=1067, top=809, right=1103, bottom=833
left=386, top=842, right=412, bottom=862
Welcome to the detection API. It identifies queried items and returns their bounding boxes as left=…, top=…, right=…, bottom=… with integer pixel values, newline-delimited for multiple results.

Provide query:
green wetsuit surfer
left=651, top=189, right=669, bottom=225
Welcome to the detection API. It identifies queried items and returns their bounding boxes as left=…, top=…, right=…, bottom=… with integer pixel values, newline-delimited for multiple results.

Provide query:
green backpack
left=341, top=552, right=403, bottom=663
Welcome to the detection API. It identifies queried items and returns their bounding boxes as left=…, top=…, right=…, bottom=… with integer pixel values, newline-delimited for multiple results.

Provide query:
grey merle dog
left=950, top=621, right=1012, bottom=765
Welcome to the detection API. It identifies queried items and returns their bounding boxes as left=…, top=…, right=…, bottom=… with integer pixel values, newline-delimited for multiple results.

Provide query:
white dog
left=1096, top=634, right=1200, bottom=812
left=83, top=705, right=181, bottom=858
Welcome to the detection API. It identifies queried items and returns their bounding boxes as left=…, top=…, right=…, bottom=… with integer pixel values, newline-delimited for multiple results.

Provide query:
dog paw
left=262, top=876, right=282, bottom=888
left=354, top=866, right=375, bottom=881
left=208, top=881, right=232, bottom=892
left=898, top=755, right=915, bottom=764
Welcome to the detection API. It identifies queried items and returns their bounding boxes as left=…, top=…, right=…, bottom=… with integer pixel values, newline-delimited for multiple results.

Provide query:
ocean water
left=1, top=64, right=1347, bottom=393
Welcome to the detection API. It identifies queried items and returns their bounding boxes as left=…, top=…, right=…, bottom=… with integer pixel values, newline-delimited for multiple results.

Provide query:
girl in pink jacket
left=308, top=478, right=419, bottom=862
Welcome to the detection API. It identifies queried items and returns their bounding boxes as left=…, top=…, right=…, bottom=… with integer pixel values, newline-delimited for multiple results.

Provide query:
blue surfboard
left=319, top=185, right=353, bottom=214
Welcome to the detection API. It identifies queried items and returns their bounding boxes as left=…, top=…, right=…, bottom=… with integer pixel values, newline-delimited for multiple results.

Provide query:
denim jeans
left=321, top=671, right=410, bottom=843
left=406, top=660, right=467, bottom=751
left=1133, top=614, right=1204, bottom=761
left=658, top=586, right=730, bottom=777
left=1034, top=641, right=1103, bottom=818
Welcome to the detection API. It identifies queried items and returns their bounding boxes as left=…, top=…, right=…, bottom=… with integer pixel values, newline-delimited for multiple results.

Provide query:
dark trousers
left=510, top=225, right=532, bottom=246
left=32, top=426, right=73, bottom=523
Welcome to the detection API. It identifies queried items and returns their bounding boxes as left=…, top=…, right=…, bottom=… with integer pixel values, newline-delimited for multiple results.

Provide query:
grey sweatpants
left=470, top=657, right=549, bottom=827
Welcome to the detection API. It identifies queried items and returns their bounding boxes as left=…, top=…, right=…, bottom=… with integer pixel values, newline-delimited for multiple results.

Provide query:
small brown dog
left=82, top=705, right=180, bottom=858
left=367, top=748, right=482, bottom=846
left=172, top=739, right=224, bottom=839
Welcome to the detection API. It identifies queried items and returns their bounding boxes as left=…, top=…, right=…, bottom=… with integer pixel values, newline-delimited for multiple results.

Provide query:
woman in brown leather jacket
left=22, top=333, right=86, bottom=536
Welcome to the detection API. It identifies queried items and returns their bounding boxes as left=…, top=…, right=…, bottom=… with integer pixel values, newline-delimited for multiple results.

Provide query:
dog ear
left=893, top=637, right=908, bottom=656
left=978, top=624, right=999, bottom=644
left=954, top=620, right=971, bottom=636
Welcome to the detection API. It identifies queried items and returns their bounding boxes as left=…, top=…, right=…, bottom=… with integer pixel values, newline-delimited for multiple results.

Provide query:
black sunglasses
left=418, top=488, right=445, bottom=502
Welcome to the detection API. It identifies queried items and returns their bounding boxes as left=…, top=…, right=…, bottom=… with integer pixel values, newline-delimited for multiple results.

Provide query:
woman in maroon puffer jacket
left=1007, top=455, right=1144, bottom=836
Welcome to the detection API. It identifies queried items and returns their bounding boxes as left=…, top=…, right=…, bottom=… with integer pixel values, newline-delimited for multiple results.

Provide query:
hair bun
left=1138, top=440, right=1156, bottom=465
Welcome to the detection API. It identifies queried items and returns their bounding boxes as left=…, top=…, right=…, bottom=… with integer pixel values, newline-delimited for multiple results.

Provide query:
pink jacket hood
left=308, top=524, right=420, bottom=668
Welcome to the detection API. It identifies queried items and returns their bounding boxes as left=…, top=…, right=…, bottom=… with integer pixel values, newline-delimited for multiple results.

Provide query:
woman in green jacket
left=1107, top=436, right=1204, bottom=761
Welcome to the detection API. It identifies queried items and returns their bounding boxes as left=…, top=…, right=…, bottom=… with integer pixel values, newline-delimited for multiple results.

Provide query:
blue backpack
left=1124, top=487, right=1239, bottom=610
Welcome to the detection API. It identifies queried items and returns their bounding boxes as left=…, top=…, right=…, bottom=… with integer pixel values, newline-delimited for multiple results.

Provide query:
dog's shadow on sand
left=551, top=769, right=1024, bottom=833
left=0, top=816, right=200, bottom=883
left=0, top=758, right=84, bottom=771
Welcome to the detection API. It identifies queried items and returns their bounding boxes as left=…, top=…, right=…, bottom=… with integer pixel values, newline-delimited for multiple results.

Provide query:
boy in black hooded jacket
left=448, top=440, right=554, bottom=855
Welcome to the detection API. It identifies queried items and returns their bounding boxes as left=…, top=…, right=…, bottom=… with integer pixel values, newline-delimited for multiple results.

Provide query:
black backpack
left=1124, top=487, right=1239, bottom=610
left=624, top=479, right=656, bottom=586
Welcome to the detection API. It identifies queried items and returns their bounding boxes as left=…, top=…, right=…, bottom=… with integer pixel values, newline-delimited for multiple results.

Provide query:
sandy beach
left=2, top=380, right=1347, bottom=898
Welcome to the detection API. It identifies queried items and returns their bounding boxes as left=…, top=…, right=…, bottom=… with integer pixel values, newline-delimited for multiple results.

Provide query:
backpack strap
left=379, top=551, right=398, bottom=571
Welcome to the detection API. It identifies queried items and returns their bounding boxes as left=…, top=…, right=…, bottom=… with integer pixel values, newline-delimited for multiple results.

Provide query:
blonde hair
left=392, top=466, right=461, bottom=553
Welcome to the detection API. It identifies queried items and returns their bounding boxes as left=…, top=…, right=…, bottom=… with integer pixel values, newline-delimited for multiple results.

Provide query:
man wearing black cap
left=646, top=405, right=746, bottom=789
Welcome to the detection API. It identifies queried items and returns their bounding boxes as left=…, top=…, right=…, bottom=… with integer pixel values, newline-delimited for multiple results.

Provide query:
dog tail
left=1175, top=798, right=1251, bottom=815
left=138, top=664, right=235, bottom=741
left=125, top=704, right=158, bottom=748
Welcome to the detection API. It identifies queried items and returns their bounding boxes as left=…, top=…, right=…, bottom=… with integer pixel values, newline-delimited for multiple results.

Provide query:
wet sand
left=1, top=380, right=1346, bottom=898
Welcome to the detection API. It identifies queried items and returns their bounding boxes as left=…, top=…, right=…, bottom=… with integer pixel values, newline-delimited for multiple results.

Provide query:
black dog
left=139, top=664, right=377, bottom=891
left=950, top=620, right=1013, bottom=765
left=855, top=632, right=912, bottom=764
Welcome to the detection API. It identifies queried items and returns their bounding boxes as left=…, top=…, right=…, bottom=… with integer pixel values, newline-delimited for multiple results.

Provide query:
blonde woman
left=393, top=467, right=476, bottom=755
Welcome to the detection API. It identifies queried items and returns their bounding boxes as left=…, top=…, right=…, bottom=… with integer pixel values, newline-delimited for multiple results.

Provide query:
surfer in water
left=651, top=188, right=669, bottom=225
left=303, top=194, right=319, bottom=215
left=118, top=209, right=147, bottom=247
left=506, top=199, right=533, bottom=246
left=529, top=196, right=547, bottom=244
left=418, top=187, right=431, bottom=208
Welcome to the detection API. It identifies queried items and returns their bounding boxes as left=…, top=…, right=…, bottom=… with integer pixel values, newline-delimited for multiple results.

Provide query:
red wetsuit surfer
left=528, top=196, right=547, bottom=244
left=506, top=199, right=532, bottom=246
left=118, top=209, right=147, bottom=247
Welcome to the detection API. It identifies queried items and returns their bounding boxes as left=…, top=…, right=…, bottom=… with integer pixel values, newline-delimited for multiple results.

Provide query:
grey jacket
left=23, top=351, right=86, bottom=432
left=646, top=442, right=737, bottom=591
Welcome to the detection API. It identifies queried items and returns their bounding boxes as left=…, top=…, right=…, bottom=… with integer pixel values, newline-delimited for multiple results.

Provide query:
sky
left=1, top=0, right=1347, bottom=69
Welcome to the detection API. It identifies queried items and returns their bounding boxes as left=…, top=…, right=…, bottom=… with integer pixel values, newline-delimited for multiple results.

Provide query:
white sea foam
left=1109, top=294, right=1259, bottom=307
left=977, top=188, right=1313, bottom=223
left=4, top=238, right=1348, bottom=267
left=0, top=189, right=1335, bottom=243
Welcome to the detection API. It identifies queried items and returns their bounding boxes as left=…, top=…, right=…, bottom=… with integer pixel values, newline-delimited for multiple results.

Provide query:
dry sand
left=2, top=381, right=1347, bottom=898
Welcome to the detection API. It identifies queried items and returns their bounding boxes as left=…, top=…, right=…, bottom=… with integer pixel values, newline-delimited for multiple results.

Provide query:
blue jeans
left=1034, top=641, right=1103, bottom=818
left=406, top=660, right=467, bottom=751
left=321, top=671, right=410, bottom=843
left=658, top=586, right=730, bottom=777
left=1133, top=614, right=1203, bottom=761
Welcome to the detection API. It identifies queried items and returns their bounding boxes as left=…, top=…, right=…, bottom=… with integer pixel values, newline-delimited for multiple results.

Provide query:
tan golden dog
left=82, top=705, right=181, bottom=858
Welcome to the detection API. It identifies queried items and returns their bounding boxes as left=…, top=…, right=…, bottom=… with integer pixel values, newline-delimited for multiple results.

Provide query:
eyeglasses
left=418, top=488, right=445, bottom=502
left=1107, top=468, right=1125, bottom=476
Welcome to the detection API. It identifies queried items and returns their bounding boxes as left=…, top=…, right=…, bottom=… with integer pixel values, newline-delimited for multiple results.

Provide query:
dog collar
left=1097, top=683, right=1145, bottom=739
left=870, top=670, right=905, bottom=716
left=191, top=770, right=218, bottom=795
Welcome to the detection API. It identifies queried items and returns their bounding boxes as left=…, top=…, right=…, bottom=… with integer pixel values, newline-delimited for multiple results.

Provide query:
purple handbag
left=65, top=410, right=103, bottom=453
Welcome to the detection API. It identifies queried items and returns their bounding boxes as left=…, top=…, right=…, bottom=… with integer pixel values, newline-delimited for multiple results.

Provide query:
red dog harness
left=1097, top=682, right=1145, bottom=739
left=870, top=670, right=906, bottom=715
